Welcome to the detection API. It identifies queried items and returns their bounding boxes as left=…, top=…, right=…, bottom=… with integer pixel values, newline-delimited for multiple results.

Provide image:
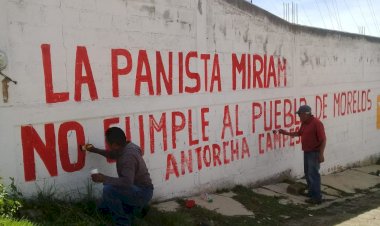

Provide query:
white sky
left=247, top=0, right=380, bottom=37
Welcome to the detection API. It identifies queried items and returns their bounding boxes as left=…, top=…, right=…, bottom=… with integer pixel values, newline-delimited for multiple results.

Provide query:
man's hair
left=105, top=127, right=127, bottom=146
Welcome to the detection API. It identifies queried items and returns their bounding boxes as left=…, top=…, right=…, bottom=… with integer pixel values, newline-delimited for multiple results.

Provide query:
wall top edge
left=224, top=0, right=380, bottom=43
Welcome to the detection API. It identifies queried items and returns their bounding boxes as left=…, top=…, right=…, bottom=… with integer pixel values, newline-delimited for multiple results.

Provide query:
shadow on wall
left=248, top=168, right=293, bottom=187
left=377, top=95, right=380, bottom=129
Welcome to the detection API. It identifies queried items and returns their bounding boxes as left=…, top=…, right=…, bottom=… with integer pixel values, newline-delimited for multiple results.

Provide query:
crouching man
left=84, top=127, right=153, bottom=226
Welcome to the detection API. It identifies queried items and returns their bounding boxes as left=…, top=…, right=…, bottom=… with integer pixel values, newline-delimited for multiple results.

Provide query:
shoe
left=135, top=205, right=150, bottom=218
left=140, top=205, right=150, bottom=218
left=300, top=190, right=311, bottom=197
left=305, top=198, right=322, bottom=205
left=97, top=207, right=111, bottom=215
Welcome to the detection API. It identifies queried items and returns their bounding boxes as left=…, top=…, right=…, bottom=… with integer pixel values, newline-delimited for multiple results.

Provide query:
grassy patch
left=134, top=199, right=258, bottom=226
left=232, top=185, right=313, bottom=225
left=21, top=196, right=259, bottom=226
left=214, top=187, right=232, bottom=194
left=21, top=197, right=111, bottom=226
left=0, top=217, right=34, bottom=226
left=15, top=184, right=365, bottom=226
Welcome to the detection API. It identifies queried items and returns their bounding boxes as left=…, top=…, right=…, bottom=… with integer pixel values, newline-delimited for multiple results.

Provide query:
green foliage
left=34, top=180, right=57, bottom=202
left=0, top=177, right=23, bottom=218
left=19, top=180, right=111, bottom=226
left=0, top=216, right=34, bottom=226
left=22, top=194, right=112, bottom=226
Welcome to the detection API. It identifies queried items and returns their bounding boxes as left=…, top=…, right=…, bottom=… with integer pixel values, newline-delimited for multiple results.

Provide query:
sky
left=247, top=0, right=380, bottom=37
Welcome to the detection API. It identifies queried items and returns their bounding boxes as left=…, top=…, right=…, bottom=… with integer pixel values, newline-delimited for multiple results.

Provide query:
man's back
left=103, top=142, right=153, bottom=190
left=117, top=142, right=153, bottom=189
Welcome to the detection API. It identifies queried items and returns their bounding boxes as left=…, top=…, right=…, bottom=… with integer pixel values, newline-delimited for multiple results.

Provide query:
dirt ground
left=284, top=189, right=380, bottom=226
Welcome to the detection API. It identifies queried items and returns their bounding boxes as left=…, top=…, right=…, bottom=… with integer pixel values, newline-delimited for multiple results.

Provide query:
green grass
left=232, top=185, right=312, bottom=225
left=134, top=199, right=259, bottom=226
left=21, top=197, right=111, bottom=226
left=10, top=184, right=340, bottom=226
left=0, top=217, right=34, bottom=226
left=20, top=196, right=259, bottom=226
left=4, top=176, right=324, bottom=225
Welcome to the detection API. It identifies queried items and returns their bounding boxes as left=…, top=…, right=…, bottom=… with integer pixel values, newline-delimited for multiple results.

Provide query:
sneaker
left=135, top=205, right=150, bottom=218
left=305, top=198, right=322, bottom=205
left=140, top=205, right=150, bottom=218
left=300, top=190, right=311, bottom=197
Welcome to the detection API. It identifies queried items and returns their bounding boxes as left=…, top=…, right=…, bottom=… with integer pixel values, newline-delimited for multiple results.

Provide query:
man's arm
left=277, top=129, right=300, bottom=137
left=82, top=144, right=112, bottom=158
left=317, top=121, right=327, bottom=163
left=319, top=139, right=326, bottom=163
left=91, top=153, right=136, bottom=188
left=103, top=155, right=136, bottom=188
left=89, top=147, right=112, bottom=158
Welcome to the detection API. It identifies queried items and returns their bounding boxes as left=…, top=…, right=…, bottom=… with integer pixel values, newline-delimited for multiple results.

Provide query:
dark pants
left=99, top=185, right=153, bottom=226
left=304, top=151, right=322, bottom=201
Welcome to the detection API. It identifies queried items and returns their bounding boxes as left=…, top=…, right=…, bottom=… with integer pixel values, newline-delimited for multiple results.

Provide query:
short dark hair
left=105, top=127, right=127, bottom=146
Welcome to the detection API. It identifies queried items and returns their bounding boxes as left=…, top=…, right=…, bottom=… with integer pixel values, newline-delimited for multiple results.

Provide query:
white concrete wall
left=0, top=0, right=379, bottom=200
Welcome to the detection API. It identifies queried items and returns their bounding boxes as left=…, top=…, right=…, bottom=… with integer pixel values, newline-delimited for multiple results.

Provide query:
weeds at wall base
left=3, top=179, right=380, bottom=226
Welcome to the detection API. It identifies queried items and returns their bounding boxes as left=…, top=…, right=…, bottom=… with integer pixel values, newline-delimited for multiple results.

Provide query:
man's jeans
left=304, top=151, right=322, bottom=201
left=98, top=185, right=153, bottom=226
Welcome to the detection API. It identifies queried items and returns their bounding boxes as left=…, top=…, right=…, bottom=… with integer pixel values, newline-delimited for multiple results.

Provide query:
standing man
left=276, top=105, right=326, bottom=204
left=83, top=127, right=154, bottom=226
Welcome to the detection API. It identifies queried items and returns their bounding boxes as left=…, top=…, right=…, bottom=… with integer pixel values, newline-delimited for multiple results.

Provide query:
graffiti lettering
left=21, top=122, right=85, bottom=181
left=333, top=89, right=372, bottom=117
left=251, top=97, right=306, bottom=133
left=165, top=137, right=250, bottom=180
left=42, top=44, right=290, bottom=104
left=232, top=53, right=287, bottom=90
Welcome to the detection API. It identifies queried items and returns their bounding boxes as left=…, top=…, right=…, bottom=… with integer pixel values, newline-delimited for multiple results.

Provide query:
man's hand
left=319, top=153, right=325, bottom=163
left=81, top=144, right=94, bottom=152
left=91, top=173, right=105, bottom=183
left=272, top=129, right=285, bottom=134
